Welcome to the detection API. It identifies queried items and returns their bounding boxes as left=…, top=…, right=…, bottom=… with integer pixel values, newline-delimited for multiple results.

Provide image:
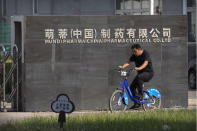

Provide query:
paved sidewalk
left=0, top=111, right=112, bottom=125
left=188, top=90, right=197, bottom=109
left=0, top=112, right=57, bottom=125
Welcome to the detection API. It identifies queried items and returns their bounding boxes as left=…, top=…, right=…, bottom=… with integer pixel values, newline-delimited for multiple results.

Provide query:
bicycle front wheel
left=109, top=90, right=127, bottom=112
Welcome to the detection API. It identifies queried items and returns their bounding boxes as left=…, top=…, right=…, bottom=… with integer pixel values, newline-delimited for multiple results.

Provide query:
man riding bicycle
left=119, top=44, right=154, bottom=109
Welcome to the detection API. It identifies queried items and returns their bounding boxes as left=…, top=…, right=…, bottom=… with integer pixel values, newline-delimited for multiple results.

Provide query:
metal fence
left=0, top=44, right=20, bottom=112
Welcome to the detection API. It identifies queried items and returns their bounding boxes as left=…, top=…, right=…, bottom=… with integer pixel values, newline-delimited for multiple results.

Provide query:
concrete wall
left=11, top=15, right=188, bottom=111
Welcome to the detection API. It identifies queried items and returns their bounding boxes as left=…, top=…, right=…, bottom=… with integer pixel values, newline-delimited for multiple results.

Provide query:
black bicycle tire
left=109, top=89, right=127, bottom=112
left=142, top=96, right=161, bottom=111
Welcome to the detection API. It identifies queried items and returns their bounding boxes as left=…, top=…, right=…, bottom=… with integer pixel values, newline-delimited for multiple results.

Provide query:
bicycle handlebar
left=114, top=68, right=135, bottom=72
left=114, top=68, right=136, bottom=77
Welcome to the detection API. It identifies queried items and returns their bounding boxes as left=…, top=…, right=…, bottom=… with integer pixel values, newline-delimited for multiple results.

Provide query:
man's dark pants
left=130, top=72, right=153, bottom=102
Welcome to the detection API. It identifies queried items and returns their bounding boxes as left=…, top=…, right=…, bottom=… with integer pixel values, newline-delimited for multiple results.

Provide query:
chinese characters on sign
left=44, top=27, right=171, bottom=44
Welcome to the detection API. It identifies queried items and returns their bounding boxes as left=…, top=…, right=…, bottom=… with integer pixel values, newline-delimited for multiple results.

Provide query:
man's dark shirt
left=129, top=50, right=153, bottom=74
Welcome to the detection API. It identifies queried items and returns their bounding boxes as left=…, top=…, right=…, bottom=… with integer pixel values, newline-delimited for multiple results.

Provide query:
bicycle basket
left=121, top=70, right=127, bottom=76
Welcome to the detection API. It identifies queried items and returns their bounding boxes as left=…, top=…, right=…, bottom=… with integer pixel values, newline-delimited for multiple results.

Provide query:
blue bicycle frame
left=120, top=78, right=161, bottom=105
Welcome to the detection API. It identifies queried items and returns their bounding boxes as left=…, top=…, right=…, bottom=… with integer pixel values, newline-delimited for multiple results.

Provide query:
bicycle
left=109, top=68, right=161, bottom=112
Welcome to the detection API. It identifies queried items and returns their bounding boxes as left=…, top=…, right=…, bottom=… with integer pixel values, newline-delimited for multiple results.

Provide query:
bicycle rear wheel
left=142, top=96, right=161, bottom=111
left=109, top=90, right=127, bottom=112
